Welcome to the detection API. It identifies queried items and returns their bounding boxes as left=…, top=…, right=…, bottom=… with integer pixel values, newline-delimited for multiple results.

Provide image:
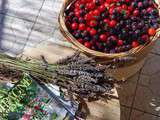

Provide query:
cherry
left=84, top=42, right=91, bottom=48
left=87, top=2, right=96, bottom=10
left=128, top=6, right=133, bottom=12
left=90, top=28, right=97, bottom=36
left=103, top=19, right=110, bottom=24
left=75, top=11, right=80, bottom=17
left=133, top=9, right=139, bottom=16
left=78, top=38, right=83, bottom=44
left=132, top=41, right=139, bottom=48
left=79, top=23, right=86, bottom=30
left=99, top=5, right=106, bottom=12
left=147, top=7, right=153, bottom=13
left=85, top=14, right=92, bottom=21
left=117, top=6, right=122, bottom=13
left=109, top=7, right=114, bottom=15
left=90, top=20, right=97, bottom=27
left=100, top=34, right=107, bottom=41
left=118, top=39, right=123, bottom=46
left=109, top=20, right=117, bottom=27
left=71, top=23, right=78, bottom=30
left=122, top=4, right=127, bottom=10
left=87, top=27, right=91, bottom=32
left=141, top=34, right=149, bottom=42
left=106, top=0, right=112, bottom=4
left=138, top=2, right=143, bottom=9
left=93, top=9, right=100, bottom=16
left=148, top=28, right=156, bottom=36
left=125, top=0, right=130, bottom=3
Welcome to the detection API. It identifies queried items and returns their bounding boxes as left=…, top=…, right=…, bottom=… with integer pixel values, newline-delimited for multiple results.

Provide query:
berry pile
left=65, top=0, right=160, bottom=53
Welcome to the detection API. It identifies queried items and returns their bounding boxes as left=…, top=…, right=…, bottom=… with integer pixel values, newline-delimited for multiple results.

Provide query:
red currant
left=90, top=28, right=97, bottom=36
left=71, top=23, right=78, bottom=30
left=84, top=42, right=91, bottom=48
left=79, top=23, right=85, bottom=30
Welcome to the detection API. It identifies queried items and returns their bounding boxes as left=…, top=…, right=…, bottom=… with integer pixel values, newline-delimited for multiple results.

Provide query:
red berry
left=133, top=9, right=139, bottom=16
left=90, top=20, right=97, bottom=27
left=71, top=23, right=78, bottom=30
left=109, top=7, right=114, bottom=14
left=109, top=20, right=117, bottom=27
left=122, top=4, right=127, bottom=10
left=75, top=11, right=80, bottom=17
left=125, top=0, right=130, bottom=3
left=86, top=0, right=92, bottom=2
left=75, top=1, right=80, bottom=8
left=104, top=19, right=110, bottom=24
left=79, top=23, right=85, bottom=30
left=88, top=2, right=95, bottom=10
left=147, top=7, right=153, bottom=13
left=128, top=6, right=133, bottom=12
left=100, top=34, right=107, bottom=41
left=113, top=0, right=118, bottom=2
left=99, top=5, right=106, bottom=12
left=81, top=0, right=86, bottom=4
left=132, top=41, right=139, bottom=48
left=87, top=27, right=91, bottom=32
left=106, top=0, right=111, bottom=4
left=85, top=14, right=92, bottom=21
left=84, top=42, right=91, bottom=48
left=118, top=40, right=123, bottom=46
left=90, top=28, right=97, bottom=36
left=104, top=2, right=110, bottom=8
left=148, top=28, right=156, bottom=36
left=74, top=8, right=79, bottom=12
left=78, top=38, right=83, bottom=44
left=93, top=9, right=100, bottom=16
left=117, top=6, right=122, bottom=13
left=125, top=10, right=130, bottom=18
left=141, top=35, right=149, bottom=42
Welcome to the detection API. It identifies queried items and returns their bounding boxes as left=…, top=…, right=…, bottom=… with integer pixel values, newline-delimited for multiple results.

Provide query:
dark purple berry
left=93, top=35, right=99, bottom=40
left=143, top=1, right=149, bottom=8
left=80, top=4, right=85, bottom=9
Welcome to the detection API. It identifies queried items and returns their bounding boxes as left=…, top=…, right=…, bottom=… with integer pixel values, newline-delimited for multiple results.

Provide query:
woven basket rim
left=59, top=0, right=160, bottom=58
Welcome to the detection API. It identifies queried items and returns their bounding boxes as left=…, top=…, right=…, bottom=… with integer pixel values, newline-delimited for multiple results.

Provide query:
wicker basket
left=59, top=0, right=160, bottom=80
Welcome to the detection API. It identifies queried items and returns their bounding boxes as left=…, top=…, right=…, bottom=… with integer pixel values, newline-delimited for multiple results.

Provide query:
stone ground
left=0, top=0, right=160, bottom=120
